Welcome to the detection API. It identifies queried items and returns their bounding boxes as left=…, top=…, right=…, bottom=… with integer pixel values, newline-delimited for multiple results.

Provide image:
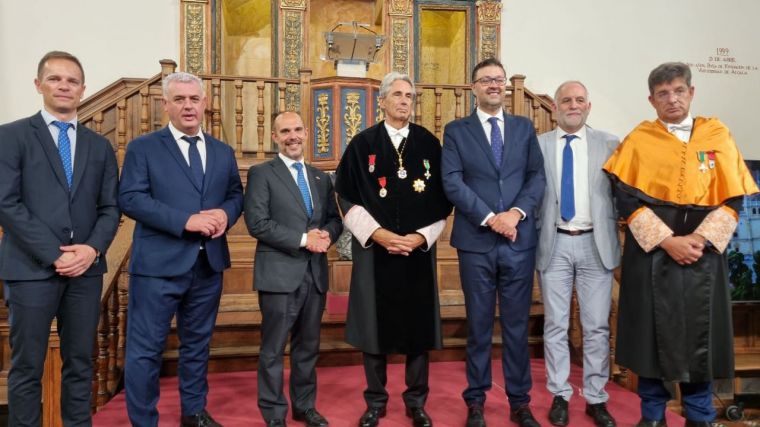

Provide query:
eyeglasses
left=474, top=77, right=507, bottom=86
left=653, top=87, right=690, bottom=102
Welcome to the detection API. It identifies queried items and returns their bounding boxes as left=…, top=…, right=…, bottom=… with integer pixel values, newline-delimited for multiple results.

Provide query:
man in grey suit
left=536, top=81, right=619, bottom=427
left=0, top=51, right=120, bottom=426
left=245, top=111, right=342, bottom=427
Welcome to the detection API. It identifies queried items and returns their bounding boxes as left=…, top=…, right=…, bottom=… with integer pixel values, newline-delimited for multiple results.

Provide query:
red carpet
left=94, top=359, right=685, bottom=426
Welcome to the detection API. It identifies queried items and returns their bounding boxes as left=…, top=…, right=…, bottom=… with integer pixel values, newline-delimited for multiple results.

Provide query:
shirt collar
left=41, top=109, right=77, bottom=130
left=384, top=122, right=410, bottom=139
left=278, top=153, right=305, bottom=170
left=168, top=122, right=204, bottom=143
left=659, top=114, right=693, bottom=129
left=558, top=125, right=587, bottom=142
left=476, top=107, right=504, bottom=125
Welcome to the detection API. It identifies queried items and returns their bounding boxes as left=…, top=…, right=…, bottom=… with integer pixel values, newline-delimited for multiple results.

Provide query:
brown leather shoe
left=465, top=403, right=486, bottom=427
left=548, top=396, right=569, bottom=426
left=585, top=402, right=615, bottom=427
left=509, top=406, right=540, bottom=427
left=180, top=410, right=222, bottom=427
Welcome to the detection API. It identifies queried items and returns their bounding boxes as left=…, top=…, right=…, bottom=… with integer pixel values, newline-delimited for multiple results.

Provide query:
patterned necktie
left=181, top=135, right=204, bottom=188
left=53, top=121, right=73, bottom=188
left=560, top=134, right=578, bottom=221
left=487, top=116, right=503, bottom=165
left=292, top=162, right=313, bottom=218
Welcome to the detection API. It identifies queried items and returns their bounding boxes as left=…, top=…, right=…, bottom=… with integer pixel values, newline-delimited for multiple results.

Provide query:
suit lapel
left=306, top=165, right=322, bottom=221
left=500, top=112, right=513, bottom=170
left=463, top=112, right=499, bottom=169
left=31, top=113, right=69, bottom=191
left=544, top=130, right=560, bottom=201
left=586, top=127, right=602, bottom=186
left=202, top=133, right=216, bottom=195
left=160, top=127, right=202, bottom=192
left=272, top=157, right=309, bottom=217
left=70, top=124, right=91, bottom=196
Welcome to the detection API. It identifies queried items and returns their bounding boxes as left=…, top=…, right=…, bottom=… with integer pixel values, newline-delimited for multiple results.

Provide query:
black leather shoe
left=685, top=421, right=724, bottom=427
left=359, top=407, right=386, bottom=427
left=509, top=406, right=540, bottom=427
left=266, top=420, right=286, bottom=427
left=548, top=396, right=569, bottom=426
left=465, top=403, right=486, bottom=427
left=635, top=418, right=667, bottom=427
left=293, top=408, right=329, bottom=427
left=405, top=407, right=432, bottom=427
left=180, top=410, right=222, bottom=427
left=585, top=402, right=615, bottom=427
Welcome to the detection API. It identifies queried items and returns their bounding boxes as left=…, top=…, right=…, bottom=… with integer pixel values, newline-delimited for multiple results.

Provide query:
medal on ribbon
left=697, top=151, right=707, bottom=173
left=423, top=159, right=431, bottom=180
left=707, top=150, right=716, bottom=169
left=368, top=154, right=376, bottom=173
left=378, top=177, right=388, bottom=198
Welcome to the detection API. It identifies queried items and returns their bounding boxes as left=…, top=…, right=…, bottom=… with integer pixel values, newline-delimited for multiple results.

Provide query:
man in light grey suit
left=536, top=81, right=619, bottom=427
left=245, top=111, right=342, bottom=427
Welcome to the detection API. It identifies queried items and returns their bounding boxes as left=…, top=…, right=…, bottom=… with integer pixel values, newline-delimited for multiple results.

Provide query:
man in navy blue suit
left=441, top=58, right=545, bottom=427
left=119, top=72, right=243, bottom=427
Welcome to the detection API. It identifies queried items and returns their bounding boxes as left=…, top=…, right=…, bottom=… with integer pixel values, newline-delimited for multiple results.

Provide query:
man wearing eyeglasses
left=604, top=62, right=759, bottom=427
left=441, top=58, right=545, bottom=427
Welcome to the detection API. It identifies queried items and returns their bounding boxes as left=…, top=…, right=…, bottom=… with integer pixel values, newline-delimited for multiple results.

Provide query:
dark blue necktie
left=53, top=121, right=73, bottom=188
left=487, top=116, right=503, bottom=165
left=560, top=134, right=578, bottom=221
left=181, top=135, right=204, bottom=188
left=292, top=162, right=313, bottom=218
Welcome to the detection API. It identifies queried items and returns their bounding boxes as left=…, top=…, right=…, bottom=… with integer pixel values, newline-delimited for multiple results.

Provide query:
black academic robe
left=336, top=121, right=452, bottom=355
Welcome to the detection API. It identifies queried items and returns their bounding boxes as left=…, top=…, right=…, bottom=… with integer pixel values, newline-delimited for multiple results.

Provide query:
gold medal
left=379, top=188, right=388, bottom=198
left=413, top=179, right=425, bottom=193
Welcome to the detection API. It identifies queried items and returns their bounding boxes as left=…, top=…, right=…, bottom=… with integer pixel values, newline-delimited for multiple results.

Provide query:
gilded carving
left=476, top=0, right=502, bottom=24
left=283, top=11, right=302, bottom=108
left=480, top=25, right=498, bottom=61
left=344, top=92, right=363, bottom=142
left=185, top=3, right=205, bottom=74
left=316, top=93, right=331, bottom=154
left=286, top=84, right=299, bottom=112
left=391, top=19, right=409, bottom=74
left=280, top=0, right=306, bottom=9
left=388, top=0, right=413, bottom=16
left=376, top=95, right=384, bottom=123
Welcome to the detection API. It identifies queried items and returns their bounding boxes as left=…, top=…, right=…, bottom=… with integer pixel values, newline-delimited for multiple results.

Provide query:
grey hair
left=648, top=62, right=691, bottom=95
left=378, top=72, right=415, bottom=99
left=554, top=80, right=589, bottom=102
left=162, top=72, right=204, bottom=98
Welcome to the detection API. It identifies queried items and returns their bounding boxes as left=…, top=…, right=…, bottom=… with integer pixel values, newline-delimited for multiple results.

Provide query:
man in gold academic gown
left=603, top=62, right=759, bottom=427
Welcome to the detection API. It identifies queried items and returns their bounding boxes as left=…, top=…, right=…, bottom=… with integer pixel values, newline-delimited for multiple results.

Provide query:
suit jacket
left=244, top=156, right=342, bottom=293
left=536, top=127, right=620, bottom=271
left=441, top=110, right=545, bottom=253
left=0, top=112, right=120, bottom=281
left=119, top=126, right=243, bottom=277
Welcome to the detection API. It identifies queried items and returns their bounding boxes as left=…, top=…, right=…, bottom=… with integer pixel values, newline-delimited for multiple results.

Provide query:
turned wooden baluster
left=434, top=88, right=443, bottom=139
left=211, top=79, right=221, bottom=140
left=93, top=112, right=104, bottom=135
left=96, top=303, right=110, bottom=408
left=140, top=88, right=150, bottom=136
left=234, top=79, right=243, bottom=159
left=510, top=75, right=526, bottom=117
left=532, top=102, right=541, bottom=133
left=278, top=86, right=286, bottom=114
left=117, top=269, right=129, bottom=370
left=107, top=290, right=119, bottom=392
left=454, top=88, right=463, bottom=120
left=256, top=81, right=265, bottom=159
left=414, top=89, right=423, bottom=124
left=116, top=100, right=127, bottom=165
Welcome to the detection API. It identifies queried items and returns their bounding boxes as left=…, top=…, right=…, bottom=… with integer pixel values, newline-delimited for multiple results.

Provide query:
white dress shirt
left=168, top=122, right=207, bottom=171
left=556, top=126, right=592, bottom=231
left=41, top=108, right=78, bottom=167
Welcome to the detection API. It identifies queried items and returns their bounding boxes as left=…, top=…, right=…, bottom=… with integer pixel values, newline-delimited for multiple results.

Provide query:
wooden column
left=386, top=0, right=414, bottom=75
left=476, top=0, right=502, bottom=62
left=279, top=0, right=307, bottom=112
left=180, top=0, right=211, bottom=75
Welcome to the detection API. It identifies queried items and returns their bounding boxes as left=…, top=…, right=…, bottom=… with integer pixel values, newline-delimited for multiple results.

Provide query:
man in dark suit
left=0, top=50, right=120, bottom=426
left=536, top=81, right=619, bottom=427
left=441, top=58, right=545, bottom=427
left=119, top=71, right=243, bottom=427
left=245, top=111, right=342, bottom=427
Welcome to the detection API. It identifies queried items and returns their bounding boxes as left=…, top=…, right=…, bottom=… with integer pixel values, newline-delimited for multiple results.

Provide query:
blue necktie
left=53, top=121, right=73, bottom=188
left=487, top=116, right=503, bottom=165
left=182, top=135, right=205, bottom=188
left=292, top=162, right=313, bottom=218
left=560, top=134, right=578, bottom=221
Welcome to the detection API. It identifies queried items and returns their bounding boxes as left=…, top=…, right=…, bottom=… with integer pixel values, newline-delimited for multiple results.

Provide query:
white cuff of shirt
left=300, top=233, right=307, bottom=247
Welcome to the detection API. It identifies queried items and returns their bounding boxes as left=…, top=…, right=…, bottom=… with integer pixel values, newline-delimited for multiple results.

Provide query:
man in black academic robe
left=335, top=72, right=452, bottom=427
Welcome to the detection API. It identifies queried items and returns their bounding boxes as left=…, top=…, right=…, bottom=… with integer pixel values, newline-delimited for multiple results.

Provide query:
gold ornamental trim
left=184, top=3, right=205, bottom=74
left=344, top=92, right=363, bottom=142
left=283, top=10, right=303, bottom=108
left=388, top=0, right=413, bottom=16
left=480, top=25, right=498, bottom=61
left=476, top=0, right=502, bottom=24
left=391, top=18, right=409, bottom=74
left=280, top=0, right=306, bottom=10
left=316, top=93, right=331, bottom=154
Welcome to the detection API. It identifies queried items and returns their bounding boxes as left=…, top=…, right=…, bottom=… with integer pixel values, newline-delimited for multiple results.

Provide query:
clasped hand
left=306, top=229, right=332, bottom=253
left=487, top=210, right=521, bottom=242
left=371, top=228, right=425, bottom=256
left=55, top=244, right=97, bottom=277
left=185, top=209, right=228, bottom=238
left=660, top=233, right=706, bottom=265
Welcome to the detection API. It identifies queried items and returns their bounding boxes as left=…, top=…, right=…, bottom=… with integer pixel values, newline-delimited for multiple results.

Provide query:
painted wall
left=502, top=0, right=760, bottom=159
left=0, top=0, right=179, bottom=123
